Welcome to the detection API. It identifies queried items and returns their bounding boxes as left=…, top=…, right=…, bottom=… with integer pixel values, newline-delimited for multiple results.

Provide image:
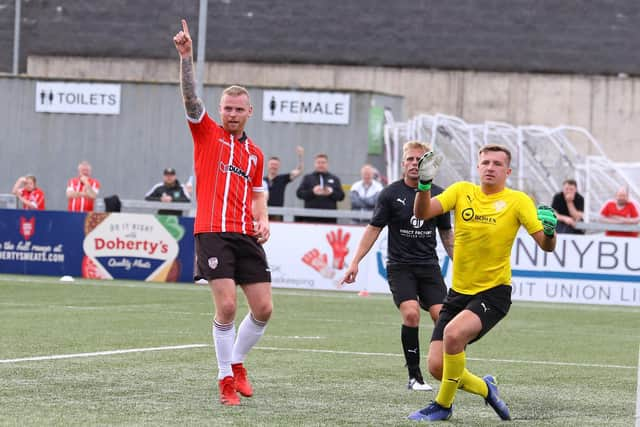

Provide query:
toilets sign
left=35, top=81, right=121, bottom=115
left=263, top=90, right=350, bottom=125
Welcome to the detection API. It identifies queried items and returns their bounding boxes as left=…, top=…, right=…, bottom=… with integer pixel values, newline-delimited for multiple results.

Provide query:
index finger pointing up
left=181, top=19, right=190, bottom=35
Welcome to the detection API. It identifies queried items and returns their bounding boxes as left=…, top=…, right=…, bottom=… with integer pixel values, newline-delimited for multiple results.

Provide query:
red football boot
left=218, top=376, right=240, bottom=406
left=231, top=363, right=254, bottom=397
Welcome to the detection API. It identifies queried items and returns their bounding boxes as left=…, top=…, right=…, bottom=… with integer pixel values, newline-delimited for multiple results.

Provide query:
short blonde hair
left=402, top=140, right=431, bottom=160
left=221, top=85, right=251, bottom=102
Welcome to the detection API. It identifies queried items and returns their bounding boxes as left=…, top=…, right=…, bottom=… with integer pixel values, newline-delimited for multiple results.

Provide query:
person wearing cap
left=144, top=167, right=191, bottom=216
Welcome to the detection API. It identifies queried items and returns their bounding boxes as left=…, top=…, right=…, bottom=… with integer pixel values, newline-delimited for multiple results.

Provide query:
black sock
left=401, top=325, right=421, bottom=379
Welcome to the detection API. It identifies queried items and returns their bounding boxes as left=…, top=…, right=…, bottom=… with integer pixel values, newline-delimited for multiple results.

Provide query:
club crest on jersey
left=494, top=200, right=506, bottom=212
left=208, top=257, right=219, bottom=270
left=249, top=154, right=258, bottom=166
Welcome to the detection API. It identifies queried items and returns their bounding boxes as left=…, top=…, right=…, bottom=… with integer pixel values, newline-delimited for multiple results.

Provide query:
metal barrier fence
left=4, top=195, right=639, bottom=233
left=0, top=194, right=17, bottom=209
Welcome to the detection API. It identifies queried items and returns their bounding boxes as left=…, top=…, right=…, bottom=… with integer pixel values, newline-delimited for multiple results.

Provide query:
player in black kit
left=340, top=141, right=454, bottom=391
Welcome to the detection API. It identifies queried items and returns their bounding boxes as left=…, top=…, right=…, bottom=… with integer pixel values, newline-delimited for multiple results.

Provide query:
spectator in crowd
left=349, top=163, right=384, bottom=223
left=12, top=175, right=45, bottom=210
left=66, top=161, right=100, bottom=212
left=145, top=167, right=191, bottom=216
left=175, top=19, right=272, bottom=407
left=551, top=179, right=585, bottom=234
left=265, top=145, right=304, bottom=221
left=296, top=153, right=345, bottom=223
left=599, top=186, right=639, bottom=237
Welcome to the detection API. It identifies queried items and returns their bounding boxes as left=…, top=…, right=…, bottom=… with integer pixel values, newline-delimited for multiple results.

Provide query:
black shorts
left=431, top=284, right=512, bottom=344
left=195, top=233, right=271, bottom=284
left=387, top=263, right=447, bottom=310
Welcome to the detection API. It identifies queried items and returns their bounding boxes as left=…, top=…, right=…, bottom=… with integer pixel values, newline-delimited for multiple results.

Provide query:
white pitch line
left=254, top=346, right=636, bottom=370
left=0, top=344, right=209, bottom=364
left=0, top=343, right=635, bottom=370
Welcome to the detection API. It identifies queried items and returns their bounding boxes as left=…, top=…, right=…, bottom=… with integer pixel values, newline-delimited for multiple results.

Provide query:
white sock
left=231, top=313, right=267, bottom=364
left=213, top=319, right=235, bottom=380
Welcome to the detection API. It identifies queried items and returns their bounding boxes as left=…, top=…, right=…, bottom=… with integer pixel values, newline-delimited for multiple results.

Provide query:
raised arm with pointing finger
left=173, top=19, right=204, bottom=121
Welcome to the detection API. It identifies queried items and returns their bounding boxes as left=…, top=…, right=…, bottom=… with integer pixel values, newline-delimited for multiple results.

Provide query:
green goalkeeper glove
left=537, top=205, right=557, bottom=237
left=417, top=151, right=444, bottom=191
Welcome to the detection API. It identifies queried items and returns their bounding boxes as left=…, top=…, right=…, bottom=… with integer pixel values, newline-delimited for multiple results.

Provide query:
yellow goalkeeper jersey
left=435, top=181, right=543, bottom=295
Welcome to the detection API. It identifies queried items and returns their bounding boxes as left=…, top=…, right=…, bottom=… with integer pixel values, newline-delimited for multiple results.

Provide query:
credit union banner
left=263, top=223, right=639, bottom=306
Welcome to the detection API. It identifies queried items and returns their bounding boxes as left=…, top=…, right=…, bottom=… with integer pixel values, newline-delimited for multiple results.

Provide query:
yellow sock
left=459, top=369, right=489, bottom=397
left=435, top=351, right=465, bottom=408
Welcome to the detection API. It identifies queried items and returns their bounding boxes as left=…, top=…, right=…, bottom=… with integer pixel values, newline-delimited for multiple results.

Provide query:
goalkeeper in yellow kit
left=408, top=144, right=558, bottom=422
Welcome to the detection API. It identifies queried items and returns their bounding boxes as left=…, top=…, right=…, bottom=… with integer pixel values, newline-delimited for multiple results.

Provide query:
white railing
left=384, top=113, right=640, bottom=221
left=0, top=194, right=17, bottom=209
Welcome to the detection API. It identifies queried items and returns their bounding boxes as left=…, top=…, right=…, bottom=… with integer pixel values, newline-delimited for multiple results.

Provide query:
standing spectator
left=551, top=179, right=585, bottom=234
left=296, top=153, right=345, bottom=223
left=599, top=186, right=639, bottom=237
left=265, top=145, right=304, bottom=221
left=349, top=163, right=384, bottom=223
left=12, top=175, right=45, bottom=210
left=174, top=20, right=271, bottom=407
left=144, top=167, right=191, bottom=216
left=66, top=161, right=101, bottom=212
left=340, top=141, right=454, bottom=391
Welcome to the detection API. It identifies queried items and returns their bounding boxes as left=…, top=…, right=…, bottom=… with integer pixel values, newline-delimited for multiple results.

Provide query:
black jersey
left=370, top=180, right=451, bottom=265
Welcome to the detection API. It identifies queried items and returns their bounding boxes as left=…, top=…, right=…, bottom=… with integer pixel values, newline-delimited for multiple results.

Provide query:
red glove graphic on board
left=326, top=228, right=350, bottom=270
left=302, top=248, right=335, bottom=279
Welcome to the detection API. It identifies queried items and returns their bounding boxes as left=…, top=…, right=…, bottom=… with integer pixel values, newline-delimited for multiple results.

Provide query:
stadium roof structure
left=1, top=0, right=640, bottom=76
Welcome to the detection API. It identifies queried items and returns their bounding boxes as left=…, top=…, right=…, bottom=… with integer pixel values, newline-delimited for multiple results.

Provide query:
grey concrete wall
left=0, top=76, right=402, bottom=211
left=2, top=0, right=640, bottom=75
left=27, top=56, right=640, bottom=163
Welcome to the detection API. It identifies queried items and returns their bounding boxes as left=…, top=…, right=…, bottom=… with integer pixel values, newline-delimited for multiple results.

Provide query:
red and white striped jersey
left=19, top=188, right=46, bottom=210
left=66, top=177, right=100, bottom=212
left=188, top=111, right=265, bottom=235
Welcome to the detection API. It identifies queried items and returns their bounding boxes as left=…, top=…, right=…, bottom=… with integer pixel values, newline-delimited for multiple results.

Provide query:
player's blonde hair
left=221, top=85, right=251, bottom=103
left=402, top=141, right=431, bottom=160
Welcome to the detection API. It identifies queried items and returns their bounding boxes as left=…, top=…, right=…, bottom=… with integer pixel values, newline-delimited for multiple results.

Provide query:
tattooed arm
left=438, top=227, right=454, bottom=261
left=173, top=19, right=204, bottom=120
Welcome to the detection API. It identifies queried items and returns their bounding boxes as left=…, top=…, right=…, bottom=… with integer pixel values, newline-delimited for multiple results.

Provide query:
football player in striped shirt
left=174, top=19, right=272, bottom=406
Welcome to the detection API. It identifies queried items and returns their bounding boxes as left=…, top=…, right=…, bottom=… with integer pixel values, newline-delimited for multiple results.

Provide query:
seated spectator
left=599, top=186, right=639, bottom=237
left=66, top=161, right=100, bottom=212
left=551, top=179, right=585, bottom=234
left=12, top=175, right=45, bottom=210
left=350, top=164, right=383, bottom=223
left=265, top=145, right=304, bottom=221
left=296, top=153, right=344, bottom=223
left=145, top=168, right=191, bottom=216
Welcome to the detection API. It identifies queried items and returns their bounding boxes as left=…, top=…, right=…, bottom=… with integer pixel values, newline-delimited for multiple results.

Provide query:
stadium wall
left=0, top=76, right=401, bottom=211
left=27, top=56, right=640, bottom=163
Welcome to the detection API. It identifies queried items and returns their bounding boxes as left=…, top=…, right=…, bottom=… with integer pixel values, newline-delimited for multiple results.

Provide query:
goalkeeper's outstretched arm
left=414, top=150, right=445, bottom=219
left=531, top=230, right=556, bottom=252
left=414, top=191, right=444, bottom=220
left=532, top=205, right=557, bottom=252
